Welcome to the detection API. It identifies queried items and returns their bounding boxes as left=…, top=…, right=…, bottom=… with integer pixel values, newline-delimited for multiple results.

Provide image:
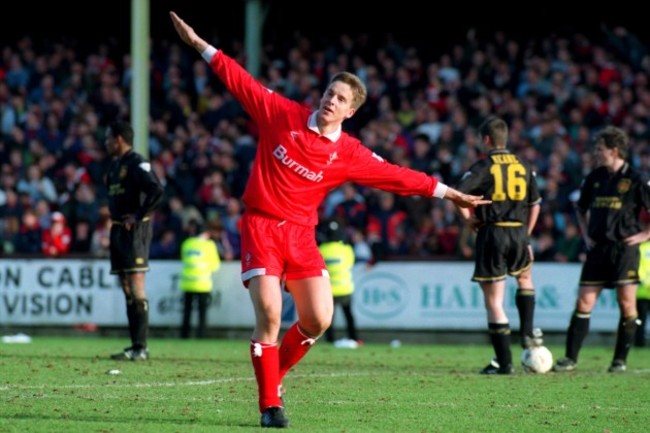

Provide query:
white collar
left=308, top=111, right=341, bottom=142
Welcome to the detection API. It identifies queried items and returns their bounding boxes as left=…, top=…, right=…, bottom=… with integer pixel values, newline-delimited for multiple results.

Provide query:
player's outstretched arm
left=170, top=11, right=209, bottom=53
left=444, top=187, right=491, bottom=209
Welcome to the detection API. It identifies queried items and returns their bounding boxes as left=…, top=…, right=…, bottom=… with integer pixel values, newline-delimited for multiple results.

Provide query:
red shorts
left=240, top=212, right=326, bottom=286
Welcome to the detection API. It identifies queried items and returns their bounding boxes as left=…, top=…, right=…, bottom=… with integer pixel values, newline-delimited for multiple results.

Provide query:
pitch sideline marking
left=3, top=368, right=650, bottom=393
left=0, top=371, right=375, bottom=392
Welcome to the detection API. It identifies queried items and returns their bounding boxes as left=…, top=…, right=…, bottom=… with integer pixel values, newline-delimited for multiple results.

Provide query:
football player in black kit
left=455, top=116, right=542, bottom=374
left=554, top=126, right=650, bottom=373
left=105, top=121, right=164, bottom=361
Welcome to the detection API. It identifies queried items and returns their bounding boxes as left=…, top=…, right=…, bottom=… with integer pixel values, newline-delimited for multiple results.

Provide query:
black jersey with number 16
left=457, top=149, right=541, bottom=224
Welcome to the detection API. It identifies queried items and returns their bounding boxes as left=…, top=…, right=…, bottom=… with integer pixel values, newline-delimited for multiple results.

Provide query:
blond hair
left=330, top=71, right=367, bottom=109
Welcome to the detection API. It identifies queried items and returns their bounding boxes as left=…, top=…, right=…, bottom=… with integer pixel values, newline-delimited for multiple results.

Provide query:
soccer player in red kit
left=171, top=11, right=491, bottom=428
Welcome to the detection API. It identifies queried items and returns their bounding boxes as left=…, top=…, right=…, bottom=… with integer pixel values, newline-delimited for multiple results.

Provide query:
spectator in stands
left=33, top=198, right=53, bottom=229
left=0, top=215, right=20, bottom=255
left=150, top=228, right=180, bottom=259
left=42, top=211, right=72, bottom=256
left=367, top=191, right=409, bottom=260
left=333, top=182, right=368, bottom=231
left=90, top=204, right=112, bottom=258
left=70, top=217, right=93, bottom=254
left=16, top=165, right=57, bottom=204
left=207, top=219, right=235, bottom=261
left=553, top=219, right=584, bottom=263
left=221, top=197, right=242, bottom=258
left=14, top=209, right=43, bottom=254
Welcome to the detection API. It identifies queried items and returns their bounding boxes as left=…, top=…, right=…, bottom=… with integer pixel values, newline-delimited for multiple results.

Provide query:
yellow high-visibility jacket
left=639, top=241, right=650, bottom=301
left=319, top=241, right=355, bottom=297
left=180, top=235, right=220, bottom=293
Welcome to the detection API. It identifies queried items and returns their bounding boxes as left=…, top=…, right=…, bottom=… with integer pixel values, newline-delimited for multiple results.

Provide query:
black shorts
left=579, top=241, right=640, bottom=288
left=109, top=220, right=153, bottom=274
left=472, top=224, right=531, bottom=283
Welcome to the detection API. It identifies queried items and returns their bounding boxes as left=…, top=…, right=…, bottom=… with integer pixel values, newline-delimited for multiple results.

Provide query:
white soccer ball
left=520, top=345, right=553, bottom=373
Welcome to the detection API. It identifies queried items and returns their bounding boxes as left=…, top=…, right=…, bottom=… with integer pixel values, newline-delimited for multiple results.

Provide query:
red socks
left=250, top=340, right=282, bottom=412
left=279, top=323, right=317, bottom=381
left=250, top=324, right=318, bottom=412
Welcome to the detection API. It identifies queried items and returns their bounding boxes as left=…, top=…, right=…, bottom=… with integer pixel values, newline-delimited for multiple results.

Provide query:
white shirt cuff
left=201, top=45, right=218, bottom=63
left=433, top=182, right=448, bottom=199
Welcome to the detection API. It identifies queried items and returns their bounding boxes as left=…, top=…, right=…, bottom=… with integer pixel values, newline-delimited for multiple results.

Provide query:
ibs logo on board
left=355, top=272, right=408, bottom=320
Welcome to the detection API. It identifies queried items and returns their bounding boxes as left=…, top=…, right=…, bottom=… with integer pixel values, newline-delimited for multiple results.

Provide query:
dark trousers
left=325, top=294, right=359, bottom=342
left=180, top=292, right=211, bottom=339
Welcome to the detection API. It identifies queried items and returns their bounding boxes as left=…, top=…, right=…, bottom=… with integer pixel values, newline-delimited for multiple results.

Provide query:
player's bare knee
left=298, top=319, right=329, bottom=338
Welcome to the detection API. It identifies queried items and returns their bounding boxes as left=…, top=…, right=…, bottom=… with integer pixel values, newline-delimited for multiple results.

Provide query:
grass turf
left=1, top=336, right=649, bottom=432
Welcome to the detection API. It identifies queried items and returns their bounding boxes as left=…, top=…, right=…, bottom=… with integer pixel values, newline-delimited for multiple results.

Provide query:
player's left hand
left=445, top=187, right=492, bottom=208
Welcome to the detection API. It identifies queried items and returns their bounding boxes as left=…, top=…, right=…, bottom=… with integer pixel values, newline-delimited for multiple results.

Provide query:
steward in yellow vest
left=180, top=234, right=221, bottom=293
left=320, top=241, right=355, bottom=297
left=319, top=221, right=360, bottom=346
left=635, top=241, right=650, bottom=347
left=179, top=228, right=221, bottom=339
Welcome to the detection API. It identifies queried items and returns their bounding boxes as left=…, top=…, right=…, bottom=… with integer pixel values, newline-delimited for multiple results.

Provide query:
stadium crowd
left=1, top=24, right=650, bottom=262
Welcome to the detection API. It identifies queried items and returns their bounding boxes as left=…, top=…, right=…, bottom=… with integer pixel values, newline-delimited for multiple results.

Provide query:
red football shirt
left=209, top=51, right=439, bottom=226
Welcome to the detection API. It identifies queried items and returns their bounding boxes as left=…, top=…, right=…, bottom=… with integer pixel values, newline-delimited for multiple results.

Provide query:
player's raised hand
left=169, top=11, right=208, bottom=52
